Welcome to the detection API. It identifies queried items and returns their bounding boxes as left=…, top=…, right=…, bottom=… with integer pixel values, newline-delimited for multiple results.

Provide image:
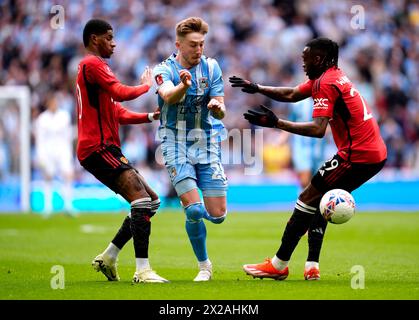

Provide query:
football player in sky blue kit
left=153, top=17, right=228, bottom=281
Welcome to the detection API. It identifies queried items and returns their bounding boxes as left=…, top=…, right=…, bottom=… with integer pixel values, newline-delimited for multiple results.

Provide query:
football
left=319, top=189, right=356, bottom=224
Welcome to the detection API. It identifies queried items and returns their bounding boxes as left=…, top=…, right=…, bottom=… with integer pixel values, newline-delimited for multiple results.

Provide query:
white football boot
left=92, top=253, right=120, bottom=281
left=132, top=269, right=169, bottom=283
left=193, top=263, right=212, bottom=282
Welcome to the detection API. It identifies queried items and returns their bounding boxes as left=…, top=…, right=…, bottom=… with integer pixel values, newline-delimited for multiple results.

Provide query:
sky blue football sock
left=185, top=219, right=208, bottom=262
left=185, top=203, right=208, bottom=262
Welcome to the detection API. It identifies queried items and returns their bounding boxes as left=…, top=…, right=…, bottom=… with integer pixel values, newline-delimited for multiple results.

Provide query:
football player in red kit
left=76, top=19, right=168, bottom=283
left=230, top=37, right=387, bottom=280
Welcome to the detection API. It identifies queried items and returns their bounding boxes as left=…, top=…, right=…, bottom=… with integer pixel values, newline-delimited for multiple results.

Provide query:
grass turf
left=0, top=210, right=418, bottom=300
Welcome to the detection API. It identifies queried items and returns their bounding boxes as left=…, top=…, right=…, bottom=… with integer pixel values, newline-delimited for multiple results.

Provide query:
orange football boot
left=243, top=258, right=289, bottom=280
left=304, top=267, right=320, bottom=280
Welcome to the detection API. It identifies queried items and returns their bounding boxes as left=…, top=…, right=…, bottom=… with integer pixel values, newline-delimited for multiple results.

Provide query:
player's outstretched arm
left=244, top=105, right=328, bottom=138
left=89, top=64, right=152, bottom=102
left=275, top=116, right=329, bottom=138
left=117, top=103, right=160, bottom=125
left=158, top=69, right=192, bottom=105
left=229, top=76, right=310, bottom=102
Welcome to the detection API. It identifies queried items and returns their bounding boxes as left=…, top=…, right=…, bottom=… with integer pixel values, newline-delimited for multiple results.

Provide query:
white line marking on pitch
left=80, top=224, right=112, bottom=234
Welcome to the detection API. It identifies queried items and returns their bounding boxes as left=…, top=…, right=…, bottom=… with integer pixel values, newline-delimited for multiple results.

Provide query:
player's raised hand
left=229, top=76, right=259, bottom=94
left=140, top=66, right=153, bottom=88
left=179, top=69, right=192, bottom=87
left=243, top=105, right=279, bottom=128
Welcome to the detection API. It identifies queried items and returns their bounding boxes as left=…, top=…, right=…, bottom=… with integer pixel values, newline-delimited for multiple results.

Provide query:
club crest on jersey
left=120, top=157, right=129, bottom=164
left=198, top=77, right=208, bottom=89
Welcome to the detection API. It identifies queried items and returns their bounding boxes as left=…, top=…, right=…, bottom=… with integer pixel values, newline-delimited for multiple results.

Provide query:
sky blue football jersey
left=153, top=53, right=226, bottom=164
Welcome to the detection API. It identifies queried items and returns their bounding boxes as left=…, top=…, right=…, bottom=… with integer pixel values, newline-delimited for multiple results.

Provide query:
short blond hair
left=176, top=17, right=209, bottom=38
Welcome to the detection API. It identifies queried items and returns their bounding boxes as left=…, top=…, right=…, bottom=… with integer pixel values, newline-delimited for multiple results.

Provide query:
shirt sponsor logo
left=313, top=98, right=329, bottom=109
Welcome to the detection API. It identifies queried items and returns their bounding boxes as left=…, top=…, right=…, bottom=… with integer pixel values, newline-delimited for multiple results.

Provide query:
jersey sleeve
left=153, top=63, right=174, bottom=91
left=85, top=59, right=150, bottom=102
left=297, top=79, right=314, bottom=96
left=312, top=81, right=340, bottom=119
left=116, top=103, right=150, bottom=125
left=208, top=58, right=224, bottom=97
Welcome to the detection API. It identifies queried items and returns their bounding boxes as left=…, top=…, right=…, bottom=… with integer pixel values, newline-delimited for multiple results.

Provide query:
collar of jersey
left=170, top=53, right=205, bottom=71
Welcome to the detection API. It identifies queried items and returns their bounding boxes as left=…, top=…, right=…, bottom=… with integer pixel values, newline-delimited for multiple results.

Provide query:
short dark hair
left=306, top=37, right=339, bottom=68
left=83, top=19, right=113, bottom=47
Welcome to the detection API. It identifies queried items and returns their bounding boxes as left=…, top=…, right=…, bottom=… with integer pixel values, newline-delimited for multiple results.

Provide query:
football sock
left=111, top=216, right=132, bottom=249
left=204, top=210, right=227, bottom=224
left=184, top=203, right=208, bottom=262
left=271, top=255, right=288, bottom=271
left=307, top=211, right=328, bottom=262
left=130, top=198, right=152, bottom=258
left=198, top=259, right=212, bottom=270
left=103, top=242, right=120, bottom=262
left=276, top=201, right=317, bottom=261
left=150, top=199, right=161, bottom=217
left=305, top=261, right=319, bottom=270
left=136, top=258, right=151, bottom=271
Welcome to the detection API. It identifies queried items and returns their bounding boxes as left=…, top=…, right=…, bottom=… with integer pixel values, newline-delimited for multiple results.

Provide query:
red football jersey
left=298, top=67, right=387, bottom=163
left=75, top=55, right=150, bottom=161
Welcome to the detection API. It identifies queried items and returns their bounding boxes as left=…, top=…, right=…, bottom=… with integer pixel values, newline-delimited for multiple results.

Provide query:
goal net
left=0, top=86, right=31, bottom=212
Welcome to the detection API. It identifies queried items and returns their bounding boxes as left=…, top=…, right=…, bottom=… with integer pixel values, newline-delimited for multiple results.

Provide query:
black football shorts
left=80, top=144, right=136, bottom=193
left=312, top=153, right=386, bottom=194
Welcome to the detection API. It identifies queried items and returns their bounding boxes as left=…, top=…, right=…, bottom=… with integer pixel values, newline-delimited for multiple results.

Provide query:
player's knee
left=185, top=203, right=206, bottom=223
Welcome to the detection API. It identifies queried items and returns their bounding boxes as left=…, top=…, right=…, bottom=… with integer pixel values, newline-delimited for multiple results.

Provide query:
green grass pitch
left=0, top=210, right=418, bottom=300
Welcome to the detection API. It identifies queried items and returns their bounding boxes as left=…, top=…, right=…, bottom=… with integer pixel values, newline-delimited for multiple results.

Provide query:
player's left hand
left=207, top=99, right=225, bottom=119
left=243, top=105, right=278, bottom=128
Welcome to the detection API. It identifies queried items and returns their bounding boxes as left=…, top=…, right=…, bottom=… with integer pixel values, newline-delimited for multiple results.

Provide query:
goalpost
left=0, top=86, right=31, bottom=212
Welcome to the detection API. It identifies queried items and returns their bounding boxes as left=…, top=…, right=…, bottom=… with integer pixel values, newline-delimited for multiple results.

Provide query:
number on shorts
left=324, top=159, right=339, bottom=172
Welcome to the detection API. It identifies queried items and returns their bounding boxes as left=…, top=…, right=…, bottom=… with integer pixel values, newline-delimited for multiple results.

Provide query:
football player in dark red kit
left=230, top=38, right=387, bottom=281
left=76, top=19, right=168, bottom=283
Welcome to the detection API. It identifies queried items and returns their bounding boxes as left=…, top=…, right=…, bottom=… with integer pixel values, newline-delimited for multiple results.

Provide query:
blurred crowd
left=0, top=0, right=418, bottom=190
